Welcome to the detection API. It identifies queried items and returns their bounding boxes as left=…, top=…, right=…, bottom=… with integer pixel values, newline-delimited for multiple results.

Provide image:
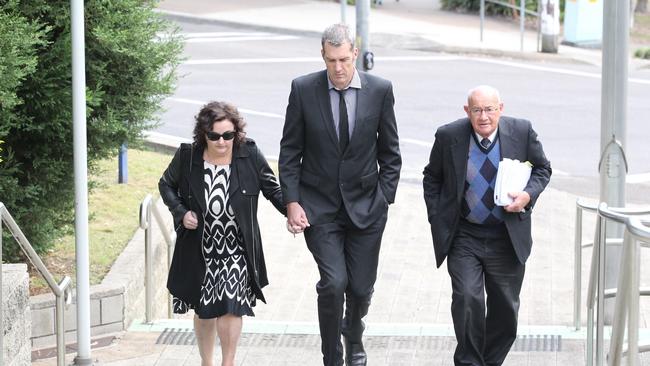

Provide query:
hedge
left=0, top=0, right=182, bottom=261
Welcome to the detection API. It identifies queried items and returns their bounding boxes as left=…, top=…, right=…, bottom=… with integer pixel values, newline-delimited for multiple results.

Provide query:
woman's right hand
left=183, top=211, right=198, bottom=230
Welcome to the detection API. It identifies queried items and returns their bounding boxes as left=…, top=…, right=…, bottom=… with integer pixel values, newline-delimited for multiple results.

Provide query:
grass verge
left=29, top=148, right=172, bottom=295
left=633, top=12, right=650, bottom=44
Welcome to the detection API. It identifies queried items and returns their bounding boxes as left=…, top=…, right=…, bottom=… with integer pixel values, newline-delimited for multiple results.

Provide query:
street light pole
left=71, top=0, right=92, bottom=364
left=356, top=0, right=371, bottom=71
left=600, top=0, right=629, bottom=323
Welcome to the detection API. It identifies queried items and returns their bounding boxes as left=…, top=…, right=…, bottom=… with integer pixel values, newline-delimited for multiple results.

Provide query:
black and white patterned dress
left=173, top=162, right=256, bottom=318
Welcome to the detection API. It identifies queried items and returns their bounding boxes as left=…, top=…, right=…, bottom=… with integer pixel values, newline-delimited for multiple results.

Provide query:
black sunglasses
left=206, top=131, right=236, bottom=141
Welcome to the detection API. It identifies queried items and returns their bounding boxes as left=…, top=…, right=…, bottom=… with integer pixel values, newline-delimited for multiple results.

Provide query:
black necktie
left=336, top=89, right=349, bottom=152
left=480, top=137, right=491, bottom=149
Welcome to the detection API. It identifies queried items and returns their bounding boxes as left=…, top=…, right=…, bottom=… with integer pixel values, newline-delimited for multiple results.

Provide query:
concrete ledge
left=29, top=198, right=174, bottom=349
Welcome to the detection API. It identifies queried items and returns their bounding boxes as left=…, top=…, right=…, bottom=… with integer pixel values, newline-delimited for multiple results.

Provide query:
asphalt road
left=155, top=20, right=650, bottom=203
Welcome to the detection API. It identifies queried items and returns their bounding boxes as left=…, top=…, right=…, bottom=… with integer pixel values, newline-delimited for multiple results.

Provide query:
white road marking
left=159, top=31, right=300, bottom=44
left=183, top=57, right=322, bottom=65
left=182, top=55, right=460, bottom=65
left=167, top=97, right=284, bottom=119
left=181, top=32, right=279, bottom=37
left=185, top=35, right=299, bottom=43
left=401, top=138, right=433, bottom=148
left=181, top=55, right=650, bottom=85
left=472, top=57, right=650, bottom=85
left=144, top=131, right=191, bottom=146
left=365, top=55, right=465, bottom=62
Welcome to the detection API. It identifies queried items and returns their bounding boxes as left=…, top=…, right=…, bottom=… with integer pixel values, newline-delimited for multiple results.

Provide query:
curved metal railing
left=573, top=199, right=650, bottom=331
left=139, top=194, right=176, bottom=323
left=584, top=202, right=650, bottom=366
left=604, top=206, right=650, bottom=366
left=0, top=202, right=72, bottom=366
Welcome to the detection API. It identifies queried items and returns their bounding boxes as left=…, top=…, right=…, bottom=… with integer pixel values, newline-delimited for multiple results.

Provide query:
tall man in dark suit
left=423, top=85, right=551, bottom=366
left=279, top=23, right=401, bottom=366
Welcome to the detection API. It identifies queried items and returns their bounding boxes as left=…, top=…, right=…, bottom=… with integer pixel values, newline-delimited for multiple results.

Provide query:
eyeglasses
left=469, top=106, right=499, bottom=115
left=206, top=131, right=236, bottom=141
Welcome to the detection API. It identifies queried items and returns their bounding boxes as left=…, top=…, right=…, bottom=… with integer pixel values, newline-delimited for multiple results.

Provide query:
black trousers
left=304, top=208, right=388, bottom=366
left=447, top=221, right=525, bottom=366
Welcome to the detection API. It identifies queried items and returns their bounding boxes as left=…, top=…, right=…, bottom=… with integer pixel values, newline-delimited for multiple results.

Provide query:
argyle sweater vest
left=461, top=135, right=504, bottom=225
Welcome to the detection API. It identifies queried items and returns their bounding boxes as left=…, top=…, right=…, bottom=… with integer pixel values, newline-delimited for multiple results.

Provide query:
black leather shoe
left=344, top=339, right=367, bottom=366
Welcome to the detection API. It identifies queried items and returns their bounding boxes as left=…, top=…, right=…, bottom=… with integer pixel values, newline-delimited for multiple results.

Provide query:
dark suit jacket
left=423, top=117, right=551, bottom=267
left=279, top=70, right=401, bottom=229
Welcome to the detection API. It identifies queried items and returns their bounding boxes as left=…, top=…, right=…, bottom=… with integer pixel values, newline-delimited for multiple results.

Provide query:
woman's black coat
left=158, top=138, right=285, bottom=307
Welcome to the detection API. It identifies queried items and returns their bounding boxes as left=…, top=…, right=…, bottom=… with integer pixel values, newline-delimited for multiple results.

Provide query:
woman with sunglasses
left=159, top=101, right=285, bottom=366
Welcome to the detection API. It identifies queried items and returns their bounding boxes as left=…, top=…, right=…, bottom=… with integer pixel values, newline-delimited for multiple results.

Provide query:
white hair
left=467, top=85, right=501, bottom=104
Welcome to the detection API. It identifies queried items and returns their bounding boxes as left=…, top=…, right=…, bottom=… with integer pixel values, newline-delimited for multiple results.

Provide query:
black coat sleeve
left=253, top=144, right=287, bottom=216
left=278, top=79, right=305, bottom=205
left=158, top=145, right=190, bottom=230
left=523, top=124, right=552, bottom=209
left=422, top=129, right=445, bottom=223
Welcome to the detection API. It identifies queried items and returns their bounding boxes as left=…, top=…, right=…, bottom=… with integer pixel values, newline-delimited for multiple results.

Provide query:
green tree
left=0, top=0, right=182, bottom=261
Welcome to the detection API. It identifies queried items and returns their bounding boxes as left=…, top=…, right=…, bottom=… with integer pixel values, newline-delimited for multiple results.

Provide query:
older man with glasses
left=423, top=85, right=552, bottom=366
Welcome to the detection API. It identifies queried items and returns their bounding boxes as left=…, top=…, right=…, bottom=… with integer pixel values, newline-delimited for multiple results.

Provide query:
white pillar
left=600, top=0, right=629, bottom=328
left=71, top=0, right=92, bottom=364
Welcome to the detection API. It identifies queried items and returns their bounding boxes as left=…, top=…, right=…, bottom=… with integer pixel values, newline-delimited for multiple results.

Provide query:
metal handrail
left=479, top=0, right=541, bottom=52
left=585, top=203, right=650, bottom=366
left=0, top=202, right=72, bottom=366
left=573, top=199, right=650, bottom=330
left=607, top=214, right=650, bottom=365
left=139, top=194, right=176, bottom=323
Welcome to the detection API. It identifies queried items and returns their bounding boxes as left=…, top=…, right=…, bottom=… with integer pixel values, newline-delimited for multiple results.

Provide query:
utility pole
left=541, top=0, right=560, bottom=53
left=600, top=0, right=629, bottom=327
left=71, top=0, right=93, bottom=364
left=341, top=0, right=347, bottom=24
left=355, top=0, right=373, bottom=71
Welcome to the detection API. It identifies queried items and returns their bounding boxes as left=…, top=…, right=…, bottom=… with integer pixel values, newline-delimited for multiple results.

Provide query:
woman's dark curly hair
left=193, top=101, right=246, bottom=148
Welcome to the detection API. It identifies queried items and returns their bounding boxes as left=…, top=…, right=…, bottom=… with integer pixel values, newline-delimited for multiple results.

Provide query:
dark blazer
left=423, top=117, right=551, bottom=267
left=159, top=139, right=285, bottom=307
left=279, top=70, right=401, bottom=229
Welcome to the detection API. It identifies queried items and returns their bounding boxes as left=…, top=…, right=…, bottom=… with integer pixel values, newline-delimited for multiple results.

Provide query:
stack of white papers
left=494, top=158, right=532, bottom=206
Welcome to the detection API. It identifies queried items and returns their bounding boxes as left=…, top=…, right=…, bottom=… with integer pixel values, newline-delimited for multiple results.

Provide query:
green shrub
left=0, top=0, right=182, bottom=261
left=634, top=47, right=650, bottom=59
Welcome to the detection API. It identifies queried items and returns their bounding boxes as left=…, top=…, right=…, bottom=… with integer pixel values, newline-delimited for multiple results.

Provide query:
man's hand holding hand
left=287, top=202, right=310, bottom=234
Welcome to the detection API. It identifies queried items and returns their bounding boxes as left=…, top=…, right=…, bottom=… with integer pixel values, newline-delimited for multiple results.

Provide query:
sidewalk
left=32, top=1, right=650, bottom=365
left=31, top=183, right=650, bottom=365
left=156, top=0, right=650, bottom=69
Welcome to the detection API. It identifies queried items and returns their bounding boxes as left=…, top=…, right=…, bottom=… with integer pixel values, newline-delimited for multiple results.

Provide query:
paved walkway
left=32, top=183, right=650, bottom=365
left=32, top=0, right=650, bottom=365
